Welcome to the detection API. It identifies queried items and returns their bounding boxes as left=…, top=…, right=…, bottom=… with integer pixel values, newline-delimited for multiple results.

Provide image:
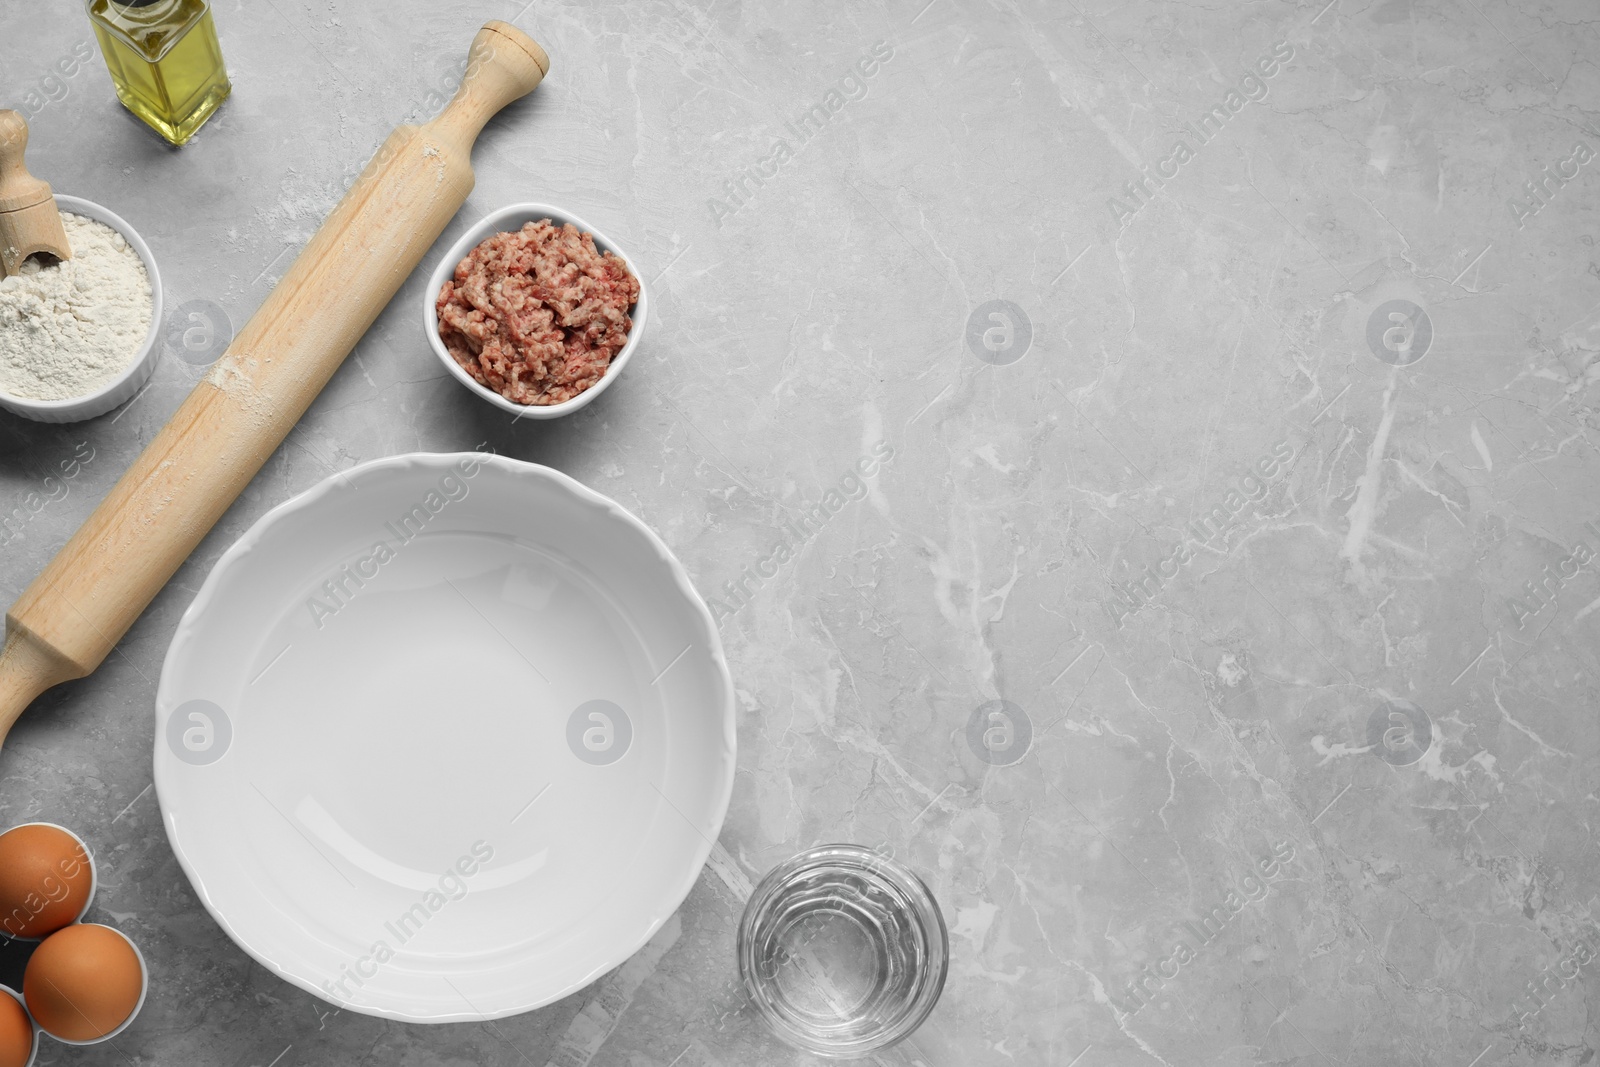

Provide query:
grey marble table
left=4, top=0, right=1600, bottom=1064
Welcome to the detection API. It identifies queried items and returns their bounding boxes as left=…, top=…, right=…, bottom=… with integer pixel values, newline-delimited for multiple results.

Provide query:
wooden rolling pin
left=0, top=21, right=549, bottom=748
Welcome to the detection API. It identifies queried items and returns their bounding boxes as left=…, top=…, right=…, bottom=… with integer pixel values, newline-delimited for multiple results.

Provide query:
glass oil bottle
left=85, top=0, right=231, bottom=146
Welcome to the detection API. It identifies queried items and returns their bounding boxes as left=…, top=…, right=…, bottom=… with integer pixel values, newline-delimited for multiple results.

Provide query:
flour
left=0, top=212, right=153, bottom=401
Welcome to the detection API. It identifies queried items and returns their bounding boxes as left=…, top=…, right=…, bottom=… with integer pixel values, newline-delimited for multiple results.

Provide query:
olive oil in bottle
left=86, top=0, right=230, bottom=146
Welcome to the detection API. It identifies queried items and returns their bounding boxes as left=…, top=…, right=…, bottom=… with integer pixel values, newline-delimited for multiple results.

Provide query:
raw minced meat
left=435, top=220, right=639, bottom=406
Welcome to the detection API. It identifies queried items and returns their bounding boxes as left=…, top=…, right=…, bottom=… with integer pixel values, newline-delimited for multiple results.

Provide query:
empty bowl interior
left=156, top=453, right=731, bottom=1021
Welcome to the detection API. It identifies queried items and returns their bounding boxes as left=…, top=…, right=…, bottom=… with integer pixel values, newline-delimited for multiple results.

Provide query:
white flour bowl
left=0, top=195, right=163, bottom=424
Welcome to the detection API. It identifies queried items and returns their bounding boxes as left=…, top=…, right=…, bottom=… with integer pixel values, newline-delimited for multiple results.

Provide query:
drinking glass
left=737, top=844, right=948, bottom=1058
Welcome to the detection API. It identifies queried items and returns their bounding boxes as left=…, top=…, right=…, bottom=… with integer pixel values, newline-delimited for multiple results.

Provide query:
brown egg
left=0, top=992, right=31, bottom=1067
left=24, top=924, right=143, bottom=1043
left=0, top=824, right=93, bottom=939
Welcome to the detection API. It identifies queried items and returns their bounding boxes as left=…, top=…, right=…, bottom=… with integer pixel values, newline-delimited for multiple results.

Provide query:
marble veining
left=3, top=0, right=1600, bottom=1063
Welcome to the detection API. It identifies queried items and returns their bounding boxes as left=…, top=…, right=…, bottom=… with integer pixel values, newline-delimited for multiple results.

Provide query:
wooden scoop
left=0, top=21, right=549, bottom=748
left=0, top=110, right=73, bottom=277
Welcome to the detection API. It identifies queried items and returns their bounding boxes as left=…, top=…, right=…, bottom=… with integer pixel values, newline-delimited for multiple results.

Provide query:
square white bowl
left=0, top=195, right=163, bottom=424
left=422, top=204, right=648, bottom=419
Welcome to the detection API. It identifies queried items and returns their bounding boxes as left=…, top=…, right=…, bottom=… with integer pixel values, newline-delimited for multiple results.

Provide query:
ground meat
left=435, top=220, right=640, bottom=406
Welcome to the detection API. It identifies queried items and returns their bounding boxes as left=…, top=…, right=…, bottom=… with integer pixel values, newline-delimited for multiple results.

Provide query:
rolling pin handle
left=0, top=624, right=80, bottom=749
left=427, top=21, right=550, bottom=152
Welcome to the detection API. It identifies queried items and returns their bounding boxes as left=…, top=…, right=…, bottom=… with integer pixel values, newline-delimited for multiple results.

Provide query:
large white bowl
left=423, top=203, right=648, bottom=419
left=0, top=195, right=163, bottom=424
left=154, top=453, right=734, bottom=1021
